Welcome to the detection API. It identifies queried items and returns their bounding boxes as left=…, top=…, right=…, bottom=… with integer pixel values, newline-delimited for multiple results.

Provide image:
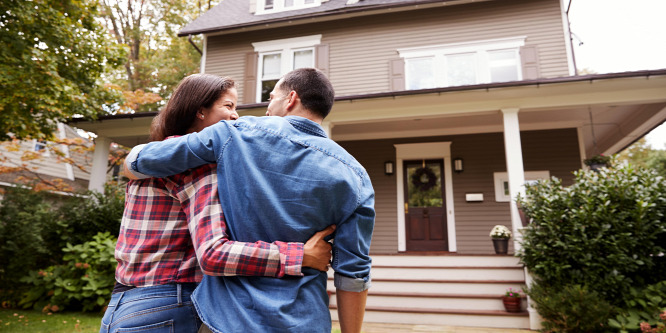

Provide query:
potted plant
left=584, top=154, right=611, bottom=170
left=502, top=288, right=523, bottom=313
left=489, top=225, right=511, bottom=255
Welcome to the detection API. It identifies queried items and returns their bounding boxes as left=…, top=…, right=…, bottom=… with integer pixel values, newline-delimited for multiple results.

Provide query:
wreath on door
left=411, top=167, right=437, bottom=191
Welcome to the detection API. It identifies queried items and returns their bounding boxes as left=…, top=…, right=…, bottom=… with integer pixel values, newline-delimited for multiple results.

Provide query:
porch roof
left=68, top=69, right=666, bottom=155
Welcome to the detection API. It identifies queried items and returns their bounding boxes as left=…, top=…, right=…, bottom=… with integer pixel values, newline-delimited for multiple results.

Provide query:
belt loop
left=109, top=292, right=124, bottom=308
left=177, top=283, right=183, bottom=305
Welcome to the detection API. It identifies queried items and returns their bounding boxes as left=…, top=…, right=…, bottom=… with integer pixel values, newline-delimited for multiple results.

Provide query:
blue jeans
left=99, top=283, right=201, bottom=333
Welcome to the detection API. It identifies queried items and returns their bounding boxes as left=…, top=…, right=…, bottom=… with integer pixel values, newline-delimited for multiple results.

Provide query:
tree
left=98, top=0, right=219, bottom=113
left=0, top=0, right=125, bottom=140
left=618, top=137, right=666, bottom=177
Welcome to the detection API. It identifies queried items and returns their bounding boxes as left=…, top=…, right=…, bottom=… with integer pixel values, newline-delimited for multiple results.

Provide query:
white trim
left=201, top=35, right=208, bottom=73
left=394, top=142, right=456, bottom=252
left=252, top=35, right=322, bottom=53
left=560, top=0, right=576, bottom=76
left=57, top=123, right=75, bottom=181
left=493, top=171, right=550, bottom=202
left=89, top=136, right=111, bottom=193
left=398, top=36, right=527, bottom=58
left=255, top=0, right=322, bottom=15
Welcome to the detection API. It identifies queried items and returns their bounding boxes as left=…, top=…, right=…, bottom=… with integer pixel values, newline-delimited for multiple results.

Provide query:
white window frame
left=398, top=36, right=526, bottom=89
left=493, top=170, right=550, bottom=202
left=256, top=0, right=321, bottom=15
left=252, top=35, right=321, bottom=102
left=33, top=140, right=50, bottom=156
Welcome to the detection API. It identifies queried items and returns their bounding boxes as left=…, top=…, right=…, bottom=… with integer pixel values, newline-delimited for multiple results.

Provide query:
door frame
left=394, top=142, right=456, bottom=252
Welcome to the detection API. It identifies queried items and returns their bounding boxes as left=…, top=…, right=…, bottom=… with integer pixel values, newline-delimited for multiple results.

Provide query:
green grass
left=0, top=308, right=103, bottom=333
left=0, top=308, right=343, bottom=332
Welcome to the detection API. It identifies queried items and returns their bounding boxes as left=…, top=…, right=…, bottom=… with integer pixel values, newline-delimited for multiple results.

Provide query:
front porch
left=328, top=254, right=532, bottom=330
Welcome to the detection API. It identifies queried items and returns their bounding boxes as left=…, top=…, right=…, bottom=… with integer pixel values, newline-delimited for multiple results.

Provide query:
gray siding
left=339, top=128, right=580, bottom=254
left=204, top=0, right=569, bottom=100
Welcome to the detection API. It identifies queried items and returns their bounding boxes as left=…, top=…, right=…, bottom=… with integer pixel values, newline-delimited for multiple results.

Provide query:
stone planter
left=492, top=238, right=509, bottom=255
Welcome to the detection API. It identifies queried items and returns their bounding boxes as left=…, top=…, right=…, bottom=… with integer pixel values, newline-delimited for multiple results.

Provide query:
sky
left=567, top=0, right=666, bottom=150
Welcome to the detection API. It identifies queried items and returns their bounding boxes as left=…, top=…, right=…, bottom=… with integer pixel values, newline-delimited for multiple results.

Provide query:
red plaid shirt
left=115, top=164, right=304, bottom=286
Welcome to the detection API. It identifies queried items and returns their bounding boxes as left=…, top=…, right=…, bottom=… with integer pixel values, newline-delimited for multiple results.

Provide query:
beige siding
left=205, top=0, right=569, bottom=100
left=339, top=128, right=580, bottom=254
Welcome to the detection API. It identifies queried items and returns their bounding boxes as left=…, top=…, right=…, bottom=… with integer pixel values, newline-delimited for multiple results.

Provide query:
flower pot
left=502, top=296, right=522, bottom=313
left=588, top=163, right=609, bottom=171
left=492, top=238, right=509, bottom=255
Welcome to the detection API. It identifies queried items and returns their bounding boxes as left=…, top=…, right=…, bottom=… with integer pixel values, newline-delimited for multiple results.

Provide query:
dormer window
left=257, top=0, right=321, bottom=14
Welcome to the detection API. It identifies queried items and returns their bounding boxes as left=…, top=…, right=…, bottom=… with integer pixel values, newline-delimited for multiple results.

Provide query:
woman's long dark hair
left=150, top=74, right=235, bottom=141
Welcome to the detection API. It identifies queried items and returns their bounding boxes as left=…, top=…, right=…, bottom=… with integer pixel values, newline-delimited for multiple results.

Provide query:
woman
left=100, top=74, right=333, bottom=333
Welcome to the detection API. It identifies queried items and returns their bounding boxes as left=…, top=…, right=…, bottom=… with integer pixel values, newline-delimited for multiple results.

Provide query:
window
left=34, top=140, right=49, bottom=156
left=257, top=0, right=321, bottom=14
left=253, top=35, right=320, bottom=102
left=399, top=37, right=526, bottom=90
left=493, top=170, right=550, bottom=202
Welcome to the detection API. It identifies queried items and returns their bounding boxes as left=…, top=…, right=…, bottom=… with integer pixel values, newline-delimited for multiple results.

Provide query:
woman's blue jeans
left=99, top=283, right=201, bottom=333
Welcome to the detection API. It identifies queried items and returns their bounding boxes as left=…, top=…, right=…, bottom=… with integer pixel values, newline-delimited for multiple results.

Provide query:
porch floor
left=332, top=321, right=533, bottom=332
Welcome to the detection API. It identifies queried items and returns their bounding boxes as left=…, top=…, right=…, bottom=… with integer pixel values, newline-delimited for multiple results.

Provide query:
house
left=69, top=0, right=666, bottom=329
left=0, top=123, right=94, bottom=195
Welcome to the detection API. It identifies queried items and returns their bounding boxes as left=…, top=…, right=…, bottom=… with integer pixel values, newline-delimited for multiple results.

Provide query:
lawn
left=0, top=308, right=103, bottom=332
left=0, top=308, right=343, bottom=332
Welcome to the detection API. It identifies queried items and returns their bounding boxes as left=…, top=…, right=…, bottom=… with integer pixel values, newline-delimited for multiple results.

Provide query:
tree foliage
left=618, top=137, right=666, bottom=177
left=0, top=0, right=125, bottom=140
left=98, top=0, right=219, bottom=113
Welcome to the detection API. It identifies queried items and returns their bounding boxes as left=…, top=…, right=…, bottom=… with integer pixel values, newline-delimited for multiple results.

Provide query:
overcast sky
left=567, top=0, right=666, bottom=149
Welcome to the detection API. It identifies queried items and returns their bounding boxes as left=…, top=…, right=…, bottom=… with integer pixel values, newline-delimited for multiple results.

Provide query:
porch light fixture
left=454, top=158, right=464, bottom=173
left=384, top=161, right=394, bottom=175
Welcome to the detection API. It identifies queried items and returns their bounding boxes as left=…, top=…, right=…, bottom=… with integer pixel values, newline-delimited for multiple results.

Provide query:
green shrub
left=518, top=163, right=666, bottom=331
left=527, top=282, right=613, bottom=332
left=609, top=281, right=666, bottom=332
left=19, top=232, right=117, bottom=312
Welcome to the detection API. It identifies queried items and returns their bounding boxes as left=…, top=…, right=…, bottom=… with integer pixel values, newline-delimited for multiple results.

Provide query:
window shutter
left=244, top=52, right=258, bottom=104
left=520, top=46, right=539, bottom=80
left=389, top=58, right=405, bottom=91
left=315, top=44, right=330, bottom=77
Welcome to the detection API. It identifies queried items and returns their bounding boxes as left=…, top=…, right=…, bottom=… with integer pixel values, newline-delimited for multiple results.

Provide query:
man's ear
left=285, top=90, right=298, bottom=111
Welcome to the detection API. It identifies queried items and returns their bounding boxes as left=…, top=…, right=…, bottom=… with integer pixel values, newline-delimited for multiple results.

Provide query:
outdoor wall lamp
left=454, top=158, right=464, bottom=173
left=384, top=161, right=394, bottom=175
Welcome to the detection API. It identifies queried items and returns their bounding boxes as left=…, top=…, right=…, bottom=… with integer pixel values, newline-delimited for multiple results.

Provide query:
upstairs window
left=257, top=0, right=321, bottom=14
left=253, top=35, right=321, bottom=102
left=399, top=37, right=525, bottom=90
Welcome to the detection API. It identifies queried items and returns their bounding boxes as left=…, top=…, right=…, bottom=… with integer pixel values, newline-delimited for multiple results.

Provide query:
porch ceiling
left=69, top=72, right=666, bottom=155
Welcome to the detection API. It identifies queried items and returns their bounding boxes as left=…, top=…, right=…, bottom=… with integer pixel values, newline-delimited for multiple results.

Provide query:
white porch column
left=88, top=136, right=111, bottom=193
left=501, top=108, right=526, bottom=248
left=501, top=108, right=542, bottom=331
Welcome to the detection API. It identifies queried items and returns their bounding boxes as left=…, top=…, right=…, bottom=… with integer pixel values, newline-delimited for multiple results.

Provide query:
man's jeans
left=99, top=283, right=201, bottom=333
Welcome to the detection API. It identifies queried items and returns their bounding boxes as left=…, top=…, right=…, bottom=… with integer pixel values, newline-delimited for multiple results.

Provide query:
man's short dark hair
left=280, top=68, right=335, bottom=119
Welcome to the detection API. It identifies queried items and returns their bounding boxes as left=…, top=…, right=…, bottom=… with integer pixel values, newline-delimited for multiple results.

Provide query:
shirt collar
left=285, top=116, right=327, bottom=138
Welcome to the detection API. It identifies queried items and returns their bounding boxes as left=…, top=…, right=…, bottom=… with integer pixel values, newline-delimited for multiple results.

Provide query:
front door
left=404, top=160, right=448, bottom=251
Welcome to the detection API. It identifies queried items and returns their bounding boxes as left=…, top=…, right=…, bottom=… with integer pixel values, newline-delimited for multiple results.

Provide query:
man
left=125, top=68, right=374, bottom=333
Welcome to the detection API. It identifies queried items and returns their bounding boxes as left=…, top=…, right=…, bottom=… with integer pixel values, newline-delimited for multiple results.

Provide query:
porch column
left=88, top=136, right=111, bottom=193
left=501, top=108, right=542, bottom=331
left=501, top=108, right=526, bottom=249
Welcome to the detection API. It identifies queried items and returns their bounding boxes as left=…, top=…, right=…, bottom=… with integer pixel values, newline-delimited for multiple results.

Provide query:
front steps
left=327, top=255, right=529, bottom=329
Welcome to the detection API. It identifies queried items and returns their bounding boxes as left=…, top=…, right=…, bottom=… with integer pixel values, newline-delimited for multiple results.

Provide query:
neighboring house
left=0, top=123, right=93, bottom=194
left=69, top=0, right=666, bottom=329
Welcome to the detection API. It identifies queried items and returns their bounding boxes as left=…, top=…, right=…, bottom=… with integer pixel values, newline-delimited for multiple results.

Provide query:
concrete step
left=329, top=291, right=526, bottom=311
left=369, top=266, right=525, bottom=281
left=370, top=255, right=521, bottom=267
left=327, top=279, right=526, bottom=295
left=330, top=306, right=530, bottom=329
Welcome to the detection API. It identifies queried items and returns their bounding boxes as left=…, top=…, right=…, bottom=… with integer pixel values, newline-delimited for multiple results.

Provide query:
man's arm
left=125, top=121, right=230, bottom=179
left=336, top=289, right=368, bottom=333
left=332, top=174, right=375, bottom=332
left=176, top=167, right=333, bottom=277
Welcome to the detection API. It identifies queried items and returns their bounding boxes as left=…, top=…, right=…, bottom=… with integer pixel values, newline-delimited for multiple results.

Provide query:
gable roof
left=178, top=0, right=491, bottom=36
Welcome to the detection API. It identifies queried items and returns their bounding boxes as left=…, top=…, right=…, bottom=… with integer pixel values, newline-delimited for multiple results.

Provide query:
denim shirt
left=127, top=116, right=375, bottom=332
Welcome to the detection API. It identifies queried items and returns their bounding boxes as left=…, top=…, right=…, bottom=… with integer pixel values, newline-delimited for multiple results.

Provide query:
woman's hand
left=302, top=225, right=336, bottom=272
